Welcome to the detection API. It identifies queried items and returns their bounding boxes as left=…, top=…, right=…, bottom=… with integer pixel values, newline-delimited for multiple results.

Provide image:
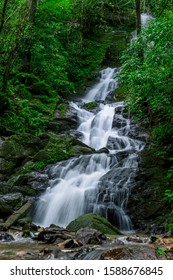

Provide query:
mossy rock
left=0, top=158, right=16, bottom=174
left=36, top=133, right=94, bottom=165
left=56, top=103, right=69, bottom=118
left=66, top=213, right=122, bottom=235
left=83, top=102, right=97, bottom=110
left=17, top=217, right=32, bottom=226
left=113, top=86, right=128, bottom=101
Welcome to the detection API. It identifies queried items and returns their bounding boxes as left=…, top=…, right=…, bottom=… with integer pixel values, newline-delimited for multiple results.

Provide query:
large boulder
left=127, top=148, right=169, bottom=234
left=75, top=228, right=106, bottom=245
left=66, top=213, right=122, bottom=235
left=34, top=133, right=95, bottom=164
left=0, top=193, right=23, bottom=218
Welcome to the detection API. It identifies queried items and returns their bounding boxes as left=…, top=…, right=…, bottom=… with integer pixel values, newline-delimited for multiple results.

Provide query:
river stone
left=66, top=213, right=122, bottom=235
left=0, top=232, right=14, bottom=242
left=75, top=228, right=106, bottom=245
left=101, top=245, right=158, bottom=260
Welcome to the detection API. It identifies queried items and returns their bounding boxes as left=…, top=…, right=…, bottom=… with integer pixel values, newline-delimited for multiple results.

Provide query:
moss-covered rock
left=83, top=101, right=97, bottom=110
left=17, top=217, right=32, bottom=226
left=35, top=133, right=94, bottom=165
left=0, top=193, right=23, bottom=218
left=66, top=213, right=122, bottom=235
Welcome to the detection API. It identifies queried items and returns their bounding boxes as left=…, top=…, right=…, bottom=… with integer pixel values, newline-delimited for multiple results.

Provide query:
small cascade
left=141, top=13, right=153, bottom=27
left=83, top=68, right=118, bottom=102
left=33, top=67, right=146, bottom=231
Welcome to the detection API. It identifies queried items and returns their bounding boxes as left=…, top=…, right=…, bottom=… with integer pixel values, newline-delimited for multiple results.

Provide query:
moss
left=66, top=213, right=122, bottom=235
left=83, top=101, right=97, bottom=110
left=113, top=86, right=128, bottom=101
left=56, top=103, right=69, bottom=118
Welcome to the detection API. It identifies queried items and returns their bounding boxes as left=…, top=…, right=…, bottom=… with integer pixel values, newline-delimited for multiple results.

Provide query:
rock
left=35, top=133, right=95, bottom=165
left=127, top=148, right=169, bottom=234
left=58, top=239, right=82, bottom=249
left=96, top=147, right=109, bottom=154
left=75, top=228, right=106, bottom=245
left=52, top=103, right=78, bottom=133
left=66, top=213, right=122, bottom=235
left=72, top=145, right=94, bottom=155
left=37, top=227, right=74, bottom=244
left=2, top=201, right=32, bottom=229
left=0, top=193, right=23, bottom=218
left=0, top=232, right=14, bottom=242
left=17, top=217, right=32, bottom=226
left=11, top=172, right=49, bottom=196
left=83, top=102, right=97, bottom=110
left=32, top=151, right=50, bottom=162
left=101, top=245, right=158, bottom=260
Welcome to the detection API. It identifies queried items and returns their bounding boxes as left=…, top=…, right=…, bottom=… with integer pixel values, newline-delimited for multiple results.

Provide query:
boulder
left=0, top=232, right=14, bottom=242
left=66, top=213, right=122, bottom=235
left=75, top=228, right=106, bottom=245
left=0, top=193, right=23, bottom=218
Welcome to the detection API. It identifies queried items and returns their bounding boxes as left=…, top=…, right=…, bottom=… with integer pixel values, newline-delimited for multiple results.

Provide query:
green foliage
left=156, top=247, right=166, bottom=255
left=119, top=15, right=173, bottom=145
left=145, top=0, right=173, bottom=17
left=1, top=0, right=123, bottom=135
left=164, top=189, right=173, bottom=204
left=84, top=101, right=97, bottom=110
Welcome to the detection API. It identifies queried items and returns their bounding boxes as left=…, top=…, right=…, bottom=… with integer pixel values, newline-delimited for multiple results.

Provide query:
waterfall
left=141, top=13, right=153, bottom=27
left=33, top=68, right=145, bottom=231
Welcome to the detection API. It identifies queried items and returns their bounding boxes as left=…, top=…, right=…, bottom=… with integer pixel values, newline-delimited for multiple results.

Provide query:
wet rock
left=101, top=244, right=158, bottom=260
left=0, top=232, right=14, bottom=242
left=52, top=104, right=78, bottom=133
left=112, top=116, right=127, bottom=129
left=58, top=239, right=82, bottom=249
left=126, top=236, right=149, bottom=243
left=75, top=228, right=106, bottom=245
left=66, top=213, right=122, bottom=235
left=96, top=147, right=109, bottom=154
left=11, top=173, right=49, bottom=196
left=37, top=227, right=74, bottom=244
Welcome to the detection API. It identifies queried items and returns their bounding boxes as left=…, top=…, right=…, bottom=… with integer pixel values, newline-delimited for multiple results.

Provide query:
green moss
left=113, top=86, right=128, bottom=101
left=56, top=103, right=69, bottom=118
left=66, top=213, right=122, bottom=235
left=83, top=101, right=97, bottom=110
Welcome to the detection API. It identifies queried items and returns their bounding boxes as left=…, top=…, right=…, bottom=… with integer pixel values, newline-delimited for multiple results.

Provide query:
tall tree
left=135, top=0, right=141, bottom=35
left=0, top=0, right=9, bottom=33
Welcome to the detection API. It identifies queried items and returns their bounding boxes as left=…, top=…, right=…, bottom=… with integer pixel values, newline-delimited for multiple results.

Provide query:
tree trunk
left=135, top=0, right=141, bottom=35
left=24, top=0, right=38, bottom=71
left=0, top=0, right=9, bottom=34
left=29, top=0, right=38, bottom=23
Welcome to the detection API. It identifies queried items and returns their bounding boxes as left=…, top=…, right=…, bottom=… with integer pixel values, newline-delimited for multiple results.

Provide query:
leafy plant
left=164, top=189, right=173, bottom=203
left=156, top=248, right=166, bottom=255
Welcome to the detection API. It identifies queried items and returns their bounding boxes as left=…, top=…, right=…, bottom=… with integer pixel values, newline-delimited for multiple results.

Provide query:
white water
left=33, top=68, right=145, bottom=230
left=141, top=13, right=153, bottom=27
left=82, top=67, right=118, bottom=102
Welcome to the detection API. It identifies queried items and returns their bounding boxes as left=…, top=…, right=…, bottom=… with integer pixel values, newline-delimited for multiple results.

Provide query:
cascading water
left=33, top=68, right=145, bottom=231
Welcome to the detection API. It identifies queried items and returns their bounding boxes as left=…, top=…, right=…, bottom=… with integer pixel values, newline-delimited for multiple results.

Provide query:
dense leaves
left=0, top=0, right=119, bottom=135
left=119, top=15, right=173, bottom=145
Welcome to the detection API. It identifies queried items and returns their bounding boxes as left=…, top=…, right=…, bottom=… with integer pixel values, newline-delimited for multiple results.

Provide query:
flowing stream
left=33, top=68, right=146, bottom=231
